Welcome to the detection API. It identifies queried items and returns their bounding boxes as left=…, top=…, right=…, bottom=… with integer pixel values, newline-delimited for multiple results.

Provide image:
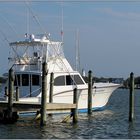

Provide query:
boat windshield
left=54, top=74, right=84, bottom=86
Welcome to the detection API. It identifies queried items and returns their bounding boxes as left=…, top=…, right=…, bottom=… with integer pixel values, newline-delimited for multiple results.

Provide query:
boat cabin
left=12, top=72, right=86, bottom=98
left=14, top=72, right=41, bottom=97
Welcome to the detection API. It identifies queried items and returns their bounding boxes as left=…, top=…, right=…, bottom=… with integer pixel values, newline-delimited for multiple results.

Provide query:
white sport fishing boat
left=0, top=33, right=120, bottom=113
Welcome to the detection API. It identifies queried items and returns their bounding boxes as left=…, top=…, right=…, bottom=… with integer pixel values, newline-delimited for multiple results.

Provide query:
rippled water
left=0, top=89, right=140, bottom=139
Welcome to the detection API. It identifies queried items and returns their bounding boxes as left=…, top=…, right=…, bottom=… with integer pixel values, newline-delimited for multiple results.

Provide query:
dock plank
left=0, top=101, right=76, bottom=112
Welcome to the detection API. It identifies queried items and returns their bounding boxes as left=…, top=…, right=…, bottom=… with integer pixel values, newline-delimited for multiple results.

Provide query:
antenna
left=61, top=2, right=64, bottom=42
left=75, top=29, right=81, bottom=72
left=0, top=13, right=19, bottom=39
left=26, top=1, right=30, bottom=35
left=24, top=1, right=47, bottom=36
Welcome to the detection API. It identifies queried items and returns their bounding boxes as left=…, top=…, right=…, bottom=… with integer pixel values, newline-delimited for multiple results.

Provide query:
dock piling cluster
left=0, top=66, right=95, bottom=125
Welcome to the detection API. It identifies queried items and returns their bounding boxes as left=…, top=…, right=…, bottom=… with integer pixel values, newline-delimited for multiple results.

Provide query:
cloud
left=97, top=8, right=140, bottom=21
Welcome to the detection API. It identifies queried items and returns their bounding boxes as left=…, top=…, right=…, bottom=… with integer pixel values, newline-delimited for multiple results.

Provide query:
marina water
left=0, top=89, right=140, bottom=139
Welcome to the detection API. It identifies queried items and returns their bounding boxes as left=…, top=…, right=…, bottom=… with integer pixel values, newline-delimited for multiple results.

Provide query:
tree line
left=83, top=76, right=140, bottom=89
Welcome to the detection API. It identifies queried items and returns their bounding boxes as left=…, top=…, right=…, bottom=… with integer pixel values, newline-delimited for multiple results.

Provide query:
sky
left=0, top=1, right=140, bottom=78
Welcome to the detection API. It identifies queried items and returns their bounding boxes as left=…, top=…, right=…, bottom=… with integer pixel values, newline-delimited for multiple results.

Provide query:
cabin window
left=66, top=75, right=74, bottom=85
left=54, top=75, right=84, bottom=86
left=14, top=74, right=20, bottom=86
left=74, top=75, right=84, bottom=85
left=54, top=76, right=65, bottom=86
left=22, top=74, right=29, bottom=86
left=32, top=75, right=40, bottom=86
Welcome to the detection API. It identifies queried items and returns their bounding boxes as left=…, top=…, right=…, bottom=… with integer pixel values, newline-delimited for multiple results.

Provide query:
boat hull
left=17, top=83, right=120, bottom=112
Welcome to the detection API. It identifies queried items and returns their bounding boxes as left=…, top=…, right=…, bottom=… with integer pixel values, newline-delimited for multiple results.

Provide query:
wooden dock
left=0, top=101, right=76, bottom=113
left=0, top=100, right=77, bottom=124
left=0, top=62, right=93, bottom=125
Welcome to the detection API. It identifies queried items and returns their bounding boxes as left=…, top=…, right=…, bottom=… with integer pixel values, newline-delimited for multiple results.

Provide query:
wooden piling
left=129, top=72, right=135, bottom=122
left=16, top=87, right=19, bottom=101
left=48, top=72, right=54, bottom=116
left=8, top=68, right=14, bottom=118
left=72, top=88, right=78, bottom=123
left=4, top=87, right=8, bottom=101
left=40, top=62, right=48, bottom=126
left=49, top=72, right=54, bottom=103
left=88, top=70, right=93, bottom=115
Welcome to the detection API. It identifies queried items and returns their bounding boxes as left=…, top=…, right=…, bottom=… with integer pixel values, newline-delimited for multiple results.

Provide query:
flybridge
left=8, top=33, right=65, bottom=71
left=9, top=33, right=63, bottom=47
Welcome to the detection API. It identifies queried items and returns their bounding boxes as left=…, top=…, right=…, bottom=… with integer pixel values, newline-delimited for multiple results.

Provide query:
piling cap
left=130, top=72, right=134, bottom=76
left=9, top=68, right=15, bottom=81
left=88, top=70, right=92, bottom=74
